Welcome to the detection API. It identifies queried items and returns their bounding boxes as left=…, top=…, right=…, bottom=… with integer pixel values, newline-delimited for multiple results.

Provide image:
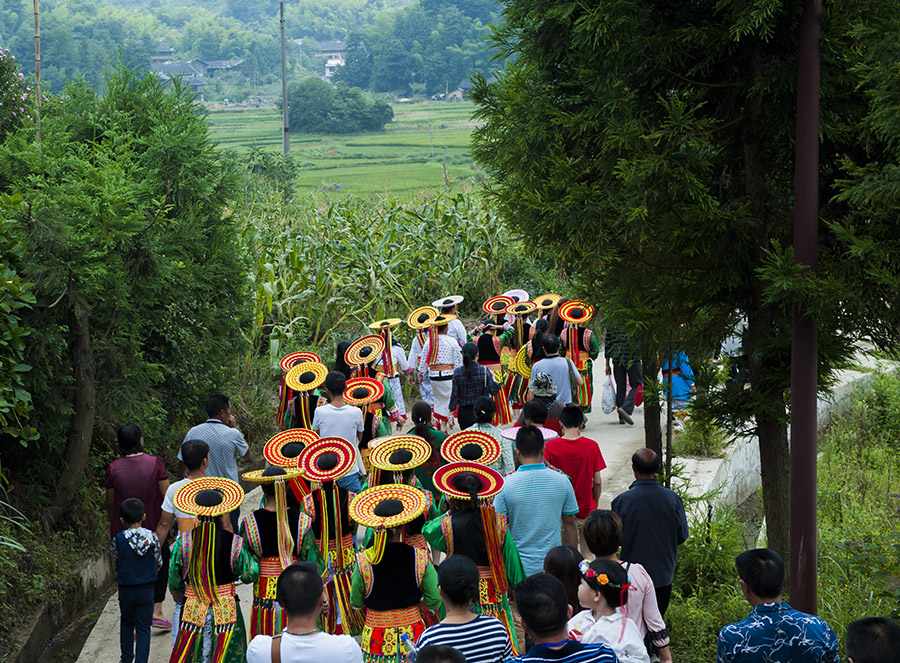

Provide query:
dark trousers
left=119, top=582, right=154, bottom=663
left=153, top=543, right=170, bottom=604
left=655, top=583, right=673, bottom=617
left=613, top=361, right=643, bottom=415
left=457, top=404, right=475, bottom=430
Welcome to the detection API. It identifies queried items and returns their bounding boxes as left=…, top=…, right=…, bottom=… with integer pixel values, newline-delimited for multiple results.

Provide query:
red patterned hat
left=343, top=377, right=385, bottom=406
left=263, top=429, right=320, bottom=467
left=559, top=300, right=594, bottom=324
left=483, top=295, right=515, bottom=316
left=441, top=430, right=501, bottom=465
left=433, top=462, right=504, bottom=500
left=280, top=351, right=323, bottom=372
left=298, top=437, right=357, bottom=483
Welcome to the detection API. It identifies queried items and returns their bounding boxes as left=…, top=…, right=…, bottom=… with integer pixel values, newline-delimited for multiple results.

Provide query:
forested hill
left=0, top=0, right=499, bottom=98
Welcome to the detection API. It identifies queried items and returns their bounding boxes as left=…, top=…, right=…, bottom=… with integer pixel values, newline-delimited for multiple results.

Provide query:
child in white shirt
left=567, top=558, right=650, bottom=663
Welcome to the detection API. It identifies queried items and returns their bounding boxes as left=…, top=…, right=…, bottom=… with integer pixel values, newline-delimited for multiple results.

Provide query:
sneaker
left=618, top=410, right=634, bottom=425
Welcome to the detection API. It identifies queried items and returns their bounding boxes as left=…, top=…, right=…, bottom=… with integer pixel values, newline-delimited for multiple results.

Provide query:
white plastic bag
left=601, top=375, right=617, bottom=414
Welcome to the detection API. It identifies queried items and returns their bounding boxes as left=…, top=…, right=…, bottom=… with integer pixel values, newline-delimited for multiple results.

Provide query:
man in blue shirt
left=494, top=426, right=579, bottom=576
left=717, top=548, right=839, bottom=663
left=507, top=574, right=617, bottom=663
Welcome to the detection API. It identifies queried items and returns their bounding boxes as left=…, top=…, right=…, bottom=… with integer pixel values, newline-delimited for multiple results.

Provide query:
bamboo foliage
left=240, top=191, right=509, bottom=364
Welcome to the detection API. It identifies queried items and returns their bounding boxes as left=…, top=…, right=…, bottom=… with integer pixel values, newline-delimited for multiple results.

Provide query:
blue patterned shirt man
left=717, top=549, right=839, bottom=663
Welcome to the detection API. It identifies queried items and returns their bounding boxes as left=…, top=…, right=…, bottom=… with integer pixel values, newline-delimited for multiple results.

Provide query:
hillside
left=0, top=0, right=499, bottom=100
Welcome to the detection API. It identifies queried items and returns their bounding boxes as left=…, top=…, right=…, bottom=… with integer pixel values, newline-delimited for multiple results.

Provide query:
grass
left=204, top=101, right=482, bottom=198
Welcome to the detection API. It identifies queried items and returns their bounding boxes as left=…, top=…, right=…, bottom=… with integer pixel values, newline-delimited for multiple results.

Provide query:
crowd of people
left=102, top=292, right=898, bottom=663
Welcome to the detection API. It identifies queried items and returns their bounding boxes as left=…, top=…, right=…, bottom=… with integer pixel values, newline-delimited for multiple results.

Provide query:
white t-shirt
left=568, top=609, right=650, bottom=663
left=447, top=318, right=468, bottom=348
left=311, top=404, right=365, bottom=475
left=161, top=478, right=195, bottom=520
left=247, top=631, right=363, bottom=663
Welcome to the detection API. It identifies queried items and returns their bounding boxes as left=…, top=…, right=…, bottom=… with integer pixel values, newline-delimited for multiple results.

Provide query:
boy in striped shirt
left=509, top=574, right=618, bottom=663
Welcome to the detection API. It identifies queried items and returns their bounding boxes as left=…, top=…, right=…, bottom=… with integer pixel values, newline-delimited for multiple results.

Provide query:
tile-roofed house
left=194, top=59, right=246, bottom=77
left=151, top=41, right=176, bottom=64
left=314, top=41, right=346, bottom=58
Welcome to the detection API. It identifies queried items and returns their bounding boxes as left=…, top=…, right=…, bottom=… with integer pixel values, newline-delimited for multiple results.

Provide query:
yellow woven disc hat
left=441, top=430, right=502, bottom=465
left=407, top=306, right=439, bottom=330
left=433, top=462, right=504, bottom=500
left=349, top=484, right=427, bottom=529
left=343, top=377, right=385, bottom=406
left=431, top=313, right=457, bottom=327
left=173, top=477, right=244, bottom=517
left=559, top=300, right=595, bottom=324
left=369, top=435, right=432, bottom=472
left=345, top=334, right=386, bottom=366
left=298, top=437, right=357, bottom=483
left=263, top=429, right=320, bottom=467
left=280, top=351, right=323, bottom=372
left=242, top=465, right=305, bottom=484
left=514, top=346, right=533, bottom=378
left=368, top=318, right=403, bottom=331
left=285, top=361, right=328, bottom=392
left=534, top=293, right=562, bottom=310
left=483, top=295, right=515, bottom=316
left=505, top=301, right=537, bottom=317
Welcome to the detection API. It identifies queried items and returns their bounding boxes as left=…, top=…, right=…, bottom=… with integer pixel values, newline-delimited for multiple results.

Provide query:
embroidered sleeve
left=355, top=552, right=374, bottom=597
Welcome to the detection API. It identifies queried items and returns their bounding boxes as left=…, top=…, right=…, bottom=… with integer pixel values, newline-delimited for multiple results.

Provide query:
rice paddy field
left=204, top=101, right=483, bottom=198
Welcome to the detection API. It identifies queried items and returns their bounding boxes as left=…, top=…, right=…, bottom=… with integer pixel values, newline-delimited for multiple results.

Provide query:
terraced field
left=205, top=101, right=482, bottom=197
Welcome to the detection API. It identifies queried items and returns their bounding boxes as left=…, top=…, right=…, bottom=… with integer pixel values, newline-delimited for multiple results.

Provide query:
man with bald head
left=611, top=448, right=688, bottom=616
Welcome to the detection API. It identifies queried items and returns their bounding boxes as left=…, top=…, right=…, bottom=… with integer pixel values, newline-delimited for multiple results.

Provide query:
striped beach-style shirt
left=509, top=641, right=618, bottom=663
left=417, top=615, right=512, bottom=663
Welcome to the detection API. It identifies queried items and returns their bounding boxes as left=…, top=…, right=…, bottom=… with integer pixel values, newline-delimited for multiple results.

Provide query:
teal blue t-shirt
left=493, top=463, right=578, bottom=576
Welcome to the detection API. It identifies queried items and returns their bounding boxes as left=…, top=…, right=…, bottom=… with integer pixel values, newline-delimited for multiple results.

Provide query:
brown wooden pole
left=789, top=0, right=820, bottom=614
left=33, top=0, right=41, bottom=145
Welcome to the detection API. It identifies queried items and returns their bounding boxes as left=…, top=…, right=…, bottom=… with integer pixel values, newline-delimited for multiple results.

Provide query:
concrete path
left=76, top=352, right=649, bottom=663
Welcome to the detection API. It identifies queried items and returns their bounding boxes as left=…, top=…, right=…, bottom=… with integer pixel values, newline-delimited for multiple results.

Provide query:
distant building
left=448, top=73, right=497, bottom=101
left=314, top=41, right=346, bottom=59
left=194, top=59, right=246, bottom=77
left=151, top=41, right=175, bottom=65
left=150, top=62, right=207, bottom=98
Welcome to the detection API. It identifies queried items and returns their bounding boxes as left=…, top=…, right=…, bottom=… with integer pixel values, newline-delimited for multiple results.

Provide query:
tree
left=333, top=33, right=372, bottom=89
left=286, top=77, right=392, bottom=134
left=470, top=0, right=900, bottom=564
left=0, top=66, right=248, bottom=524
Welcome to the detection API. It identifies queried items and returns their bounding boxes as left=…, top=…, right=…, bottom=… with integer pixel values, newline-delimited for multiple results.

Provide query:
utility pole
left=442, top=146, right=448, bottom=190
left=789, top=0, right=821, bottom=614
left=33, top=0, right=41, bottom=145
left=429, top=129, right=434, bottom=157
left=280, top=1, right=289, bottom=154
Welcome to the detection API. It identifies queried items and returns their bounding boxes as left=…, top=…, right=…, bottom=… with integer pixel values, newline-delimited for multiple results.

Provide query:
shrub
left=286, top=77, right=393, bottom=134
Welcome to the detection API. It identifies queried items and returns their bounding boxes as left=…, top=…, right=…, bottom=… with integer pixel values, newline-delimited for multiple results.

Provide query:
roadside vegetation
left=666, top=369, right=900, bottom=660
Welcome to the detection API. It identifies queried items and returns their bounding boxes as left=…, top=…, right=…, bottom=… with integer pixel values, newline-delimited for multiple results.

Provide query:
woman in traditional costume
left=423, top=461, right=525, bottom=654
left=474, top=295, right=517, bottom=425
left=409, top=400, right=447, bottom=495
left=239, top=466, right=322, bottom=638
left=349, top=484, right=441, bottom=662
left=283, top=359, right=328, bottom=430
left=534, top=293, right=563, bottom=326
left=297, top=437, right=366, bottom=636
left=406, top=306, right=439, bottom=407
left=418, top=314, right=463, bottom=430
left=262, top=428, right=320, bottom=509
left=499, top=301, right=538, bottom=411
left=344, top=375, right=392, bottom=474
left=362, top=434, right=442, bottom=551
left=369, top=318, right=410, bottom=425
left=276, top=351, right=323, bottom=430
left=169, top=478, right=258, bottom=663
left=559, top=300, right=600, bottom=412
